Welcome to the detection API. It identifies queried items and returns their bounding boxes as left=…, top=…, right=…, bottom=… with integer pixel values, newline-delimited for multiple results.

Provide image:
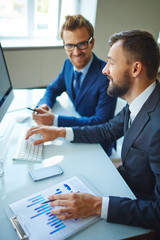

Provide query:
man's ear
left=132, top=61, right=142, bottom=77
left=91, top=37, right=95, bottom=48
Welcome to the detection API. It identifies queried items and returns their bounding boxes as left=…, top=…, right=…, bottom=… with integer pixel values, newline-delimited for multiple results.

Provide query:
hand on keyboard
left=25, top=125, right=66, bottom=145
left=13, top=128, right=44, bottom=163
left=28, top=133, right=43, bottom=143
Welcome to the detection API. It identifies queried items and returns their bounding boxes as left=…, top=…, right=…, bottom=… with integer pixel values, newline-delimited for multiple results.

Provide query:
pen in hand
left=27, top=107, right=38, bottom=112
left=41, top=200, right=54, bottom=204
left=41, top=191, right=80, bottom=205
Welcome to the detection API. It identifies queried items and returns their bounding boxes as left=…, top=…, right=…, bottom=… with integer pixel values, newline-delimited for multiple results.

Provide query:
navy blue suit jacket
left=37, top=53, right=117, bottom=155
left=72, top=80, right=160, bottom=234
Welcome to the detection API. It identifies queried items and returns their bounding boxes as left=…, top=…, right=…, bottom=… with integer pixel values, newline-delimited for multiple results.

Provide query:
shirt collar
left=129, top=81, right=156, bottom=121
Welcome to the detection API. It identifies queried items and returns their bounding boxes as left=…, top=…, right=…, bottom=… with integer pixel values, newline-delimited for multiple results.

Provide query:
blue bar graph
left=37, top=205, right=51, bottom=213
left=27, top=194, right=45, bottom=208
left=50, top=225, right=66, bottom=235
left=28, top=194, right=42, bottom=201
left=55, top=222, right=64, bottom=228
left=31, top=207, right=52, bottom=219
left=55, top=188, right=62, bottom=195
left=35, top=204, right=48, bottom=211
left=48, top=215, right=56, bottom=221
left=51, top=219, right=61, bottom=226
left=64, top=184, right=71, bottom=190
left=32, top=196, right=44, bottom=202
left=47, top=216, right=56, bottom=225
left=27, top=183, right=75, bottom=236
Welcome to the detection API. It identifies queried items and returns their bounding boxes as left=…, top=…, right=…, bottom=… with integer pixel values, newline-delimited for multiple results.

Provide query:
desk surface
left=0, top=89, right=151, bottom=240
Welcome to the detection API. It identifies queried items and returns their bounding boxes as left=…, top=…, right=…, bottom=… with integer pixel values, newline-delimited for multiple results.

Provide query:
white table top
left=0, top=89, right=151, bottom=240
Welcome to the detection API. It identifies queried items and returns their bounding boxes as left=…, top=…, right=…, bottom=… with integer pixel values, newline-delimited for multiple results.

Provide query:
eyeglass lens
left=64, top=37, right=92, bottom=51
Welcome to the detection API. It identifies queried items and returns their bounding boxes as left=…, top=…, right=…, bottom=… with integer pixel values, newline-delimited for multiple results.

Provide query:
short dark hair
left=109, top=30, right=160, bottom=80
left=60, top=14, right=94, bottom=40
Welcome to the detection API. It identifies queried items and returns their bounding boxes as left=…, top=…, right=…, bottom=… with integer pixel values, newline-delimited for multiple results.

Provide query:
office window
left=0, top=0, right=98, bottom=48
left=0, top=0, right=28, bottom=37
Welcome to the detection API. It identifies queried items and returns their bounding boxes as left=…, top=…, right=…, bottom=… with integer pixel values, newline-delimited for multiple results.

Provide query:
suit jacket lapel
left=67, top=67, right=75, bottom=102
left=74, top=55, right=98, bottom=107
left=75, top=70, right=97, bottom=106
left=122, top=80, right=160, bottom=162
left=122, top=111, right=149, bottom=161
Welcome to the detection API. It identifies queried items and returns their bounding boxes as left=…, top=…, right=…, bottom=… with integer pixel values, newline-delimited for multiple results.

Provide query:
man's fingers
left=48, top=193, right=72, bottom=201
left=49, top=199, right=73, bottom=208
left=33, top=139, right=44, bottom=145
left=34, top=108, right=47, bottom=114
left=51, top=206, right=72, bottom=214
left=50, top=206, right=77, bottom=220
left=25, top=126, right=42, bottom=140
left=48, top=193, right=79, bottom=203
left=50, top=210, right=75, bottom=220
left=39, top=104, right=50, bottom=111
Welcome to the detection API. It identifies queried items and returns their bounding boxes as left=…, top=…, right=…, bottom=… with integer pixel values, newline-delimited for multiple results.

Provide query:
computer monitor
left=0, top=43, right=14, bottom=123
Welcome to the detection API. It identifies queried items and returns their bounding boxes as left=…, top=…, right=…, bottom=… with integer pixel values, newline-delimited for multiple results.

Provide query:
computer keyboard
left=13, top=128, right=44, bottom=163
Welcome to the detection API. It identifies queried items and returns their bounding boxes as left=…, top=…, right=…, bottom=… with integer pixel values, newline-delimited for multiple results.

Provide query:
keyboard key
left=13, top=128, right=44, bottom=163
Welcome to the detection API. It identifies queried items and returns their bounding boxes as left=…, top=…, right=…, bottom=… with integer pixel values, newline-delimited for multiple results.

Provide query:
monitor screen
left=0, top=43, right=14, bottom=122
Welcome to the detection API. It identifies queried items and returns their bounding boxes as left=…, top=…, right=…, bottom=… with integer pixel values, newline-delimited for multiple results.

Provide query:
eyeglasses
left=63, top=37, right=93, bottom=52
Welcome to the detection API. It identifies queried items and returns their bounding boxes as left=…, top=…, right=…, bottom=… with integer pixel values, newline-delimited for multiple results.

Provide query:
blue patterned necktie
left=74, top=71, right=82, bottom=96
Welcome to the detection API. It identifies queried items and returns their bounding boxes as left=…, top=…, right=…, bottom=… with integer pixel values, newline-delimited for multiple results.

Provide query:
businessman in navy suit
left=26, top=30, right=160, bottom=238
left=32, top=14, right=116, bottom=156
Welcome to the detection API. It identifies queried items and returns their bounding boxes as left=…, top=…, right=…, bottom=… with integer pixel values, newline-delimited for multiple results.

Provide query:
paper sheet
left=9, top=176, right=99, bottom=240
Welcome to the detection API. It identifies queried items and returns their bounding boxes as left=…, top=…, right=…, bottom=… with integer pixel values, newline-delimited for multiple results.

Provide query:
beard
left=107, top=70, right=131, bottom=98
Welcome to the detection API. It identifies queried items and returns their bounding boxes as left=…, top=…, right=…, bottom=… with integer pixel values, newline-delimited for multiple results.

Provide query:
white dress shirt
left=67, top=81, right=156, bottom=219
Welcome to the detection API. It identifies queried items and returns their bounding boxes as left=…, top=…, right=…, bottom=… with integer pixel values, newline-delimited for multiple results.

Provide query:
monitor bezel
left=0, top=43, right=14, bottom=122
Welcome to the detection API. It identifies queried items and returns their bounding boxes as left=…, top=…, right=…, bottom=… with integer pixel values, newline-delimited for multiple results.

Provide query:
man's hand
left=48, top=193, right=102, bottom=220
left=38, top=104, right=51, bottom=111
left=33, top=105, right=54, bottom=126
left=25, top=125, right=66, bottom=145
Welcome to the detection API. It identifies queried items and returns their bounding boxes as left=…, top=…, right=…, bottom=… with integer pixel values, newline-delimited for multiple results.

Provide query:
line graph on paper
left=9, top=176, right=99, bottom=240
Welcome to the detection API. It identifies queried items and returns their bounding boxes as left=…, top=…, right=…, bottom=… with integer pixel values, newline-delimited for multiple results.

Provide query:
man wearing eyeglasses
left=33, top=14, right=117, bottom=156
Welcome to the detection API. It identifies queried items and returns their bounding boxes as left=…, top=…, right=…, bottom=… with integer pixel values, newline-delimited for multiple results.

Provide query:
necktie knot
left=74, top=70, right=82, bottom=81
left=74, top=71, right=82, bottom=96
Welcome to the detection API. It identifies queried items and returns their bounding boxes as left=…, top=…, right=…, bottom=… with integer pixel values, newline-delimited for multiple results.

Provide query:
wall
left=94, top=0, right=160, bottom=60
left=3, top=0, right=160, bottom=88
left=4, top=47, right=66, bottom=88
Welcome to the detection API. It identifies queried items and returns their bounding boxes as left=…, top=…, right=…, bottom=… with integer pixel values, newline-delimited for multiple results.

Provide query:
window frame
left=0, top=0, right=97, bottom=49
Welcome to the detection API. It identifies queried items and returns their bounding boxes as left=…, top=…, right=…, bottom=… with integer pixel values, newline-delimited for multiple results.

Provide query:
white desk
left=0, top=89, right=152, bottom=240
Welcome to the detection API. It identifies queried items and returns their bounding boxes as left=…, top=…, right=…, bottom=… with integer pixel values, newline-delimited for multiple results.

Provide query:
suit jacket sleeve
left=108, top=128, right=160, bottom=231
left=58, top=87, right=116, bottom=127
left=72, top=106, right=126, bottom=144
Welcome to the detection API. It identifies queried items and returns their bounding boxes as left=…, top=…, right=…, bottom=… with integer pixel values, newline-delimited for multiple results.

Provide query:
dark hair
left=60, top=14, right=94, bottom=40
left=109, top=30, right=160, bottom=80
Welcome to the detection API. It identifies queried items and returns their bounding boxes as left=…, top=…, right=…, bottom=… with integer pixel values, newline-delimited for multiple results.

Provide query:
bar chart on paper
left=9, top=176, right=99, bottom=240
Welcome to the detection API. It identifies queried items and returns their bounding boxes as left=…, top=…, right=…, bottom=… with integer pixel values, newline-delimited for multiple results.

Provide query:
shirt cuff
left=101, top=197, right=109, bottom=220
left=53, top=114, right=58, bottom=126
left=65, top=127, right=74, bottom=141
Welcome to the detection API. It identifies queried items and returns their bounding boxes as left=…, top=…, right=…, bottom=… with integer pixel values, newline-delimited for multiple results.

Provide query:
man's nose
left=73, top=46, right=82, bottom=55
left=102, top=63, right=110, bottom=75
